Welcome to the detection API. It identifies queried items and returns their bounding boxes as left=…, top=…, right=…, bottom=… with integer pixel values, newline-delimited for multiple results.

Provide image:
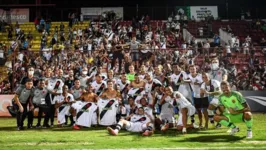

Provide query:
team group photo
left=0, top=0, right=266, bottom=149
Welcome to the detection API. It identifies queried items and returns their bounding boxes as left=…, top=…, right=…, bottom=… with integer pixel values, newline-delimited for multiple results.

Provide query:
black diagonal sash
left=76, top=103, right=92, bottom=120
left=210, top=80, right=214, bottom=92
left=175, top=73, right=183, bottom=90
left=136, top=116, right=146, bottom=122
left=100, top=100, right=115, bottom=120
left=205, top=79, right=214, bottom=92
left=59, top=102, right=68, bottom=113
left=152, top=80, right=162, bottom=91
left=54, top=81, right=61, bottom=90
left=59, top=96, right=70, bottom=113
left=133, top=88, right=143, bottom=100
left=121, top=83, right=129, bottom=94
left=96, top=83, right=105, bottom=96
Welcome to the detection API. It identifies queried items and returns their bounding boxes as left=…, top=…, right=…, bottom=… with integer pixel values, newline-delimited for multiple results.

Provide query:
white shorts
left=177, top=105, right=196, bottom=126
left=209, top=98, right=219, bottom=107
left=160, top=114, right=175, bottom=123
left=126, top=122, right=147, bottom=132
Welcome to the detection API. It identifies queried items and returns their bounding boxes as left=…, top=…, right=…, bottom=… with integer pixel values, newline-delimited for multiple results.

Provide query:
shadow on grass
left=0, top=126, right=18, bottom=131
left=172, top=135, right=246, bottom=142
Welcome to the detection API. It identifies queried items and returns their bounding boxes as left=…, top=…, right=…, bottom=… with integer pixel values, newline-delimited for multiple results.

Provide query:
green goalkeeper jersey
left=218, top=91, right=246, bottom=113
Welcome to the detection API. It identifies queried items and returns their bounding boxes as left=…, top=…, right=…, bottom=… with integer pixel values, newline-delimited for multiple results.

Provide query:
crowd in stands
left=0, top=11, right=266, bottom=94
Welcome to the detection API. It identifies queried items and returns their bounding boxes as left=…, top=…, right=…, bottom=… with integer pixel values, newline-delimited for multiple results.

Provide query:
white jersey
left=91, top=81, right=107, bottom=96
left=127, top=88, right=146, bottom=105
left=208, top=68, right=227, bottom=82
left=144, top=79, right=162, bottom=93
left=98, top=98, right=119, bottom=126
left=78, top=75, right=90, bottom=88
left=188, top=74, right=203, bottom=98
left=130, top=114, right=151, bottom=123
left=116, top=79, right=130, bottom=93
left=200, top=79, right=221, bottom=98
left=160, top=42, right=166, bottom=49
left=89, top=66, right=97, bottom=78
left=161, top=96, right=175, bottom=115
left=143, top=106, right=153, bottom=118
left=160, top=95, right=176, bottom=123
left=124, top=104, right=138, bottom=116
left=54, top=93, right=74, bottom=124
left=126, top=114, right=151, bottom=132
left=173, top=91, right=193, bottom=109
left=170, top=72, right=191, bottom=99
left=47, top=78, right=64, bottom=93
left=75, top=102, right=98, bottom=127
left=154, top=92, right=164, bottom=105
left=47, top=78, right=64, bottom=104
left=138, top=74, right=146, bottom=80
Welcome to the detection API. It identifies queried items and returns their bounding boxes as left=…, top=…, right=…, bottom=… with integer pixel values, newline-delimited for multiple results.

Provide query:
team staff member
left=19, top=66, right=39, bottom=128
left=13, top=79, right=34, bottom=130
left=214, top=81, right=253, bottom=139
left=31, top=79, right=51, bottom=128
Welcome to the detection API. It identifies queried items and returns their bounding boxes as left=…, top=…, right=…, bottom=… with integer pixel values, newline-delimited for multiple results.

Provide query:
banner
left=81, top=7, right=123, bottom=20
left=240, top=91, right=266, bottom=112
left=219, top=28, right=232, bottom=46
left=0, top=95, right=45, bottom=117
left=81, top=7, right=101, bottom=20
left=190, top=6, right=218, bottom=20
left=0, top=9, right=29, bottom=23
left=0, top=95, right=13, bottom=116
left=102, top=7, right=123, bottom=20
left=81, top=7, right=101, bottom=16
left=175, top=6, right=191, bottom=18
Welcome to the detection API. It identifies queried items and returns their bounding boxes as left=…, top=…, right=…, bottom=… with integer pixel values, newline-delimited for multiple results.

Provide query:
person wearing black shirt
left=20, top=66, right=39, bottom=87
left=65, top=70, right=75, bottom=89
left=111, top=41, right=124, bottom=73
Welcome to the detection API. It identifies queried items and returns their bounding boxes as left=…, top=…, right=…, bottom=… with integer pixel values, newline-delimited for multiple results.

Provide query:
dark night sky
left=1, top=0, right=266, bottom=20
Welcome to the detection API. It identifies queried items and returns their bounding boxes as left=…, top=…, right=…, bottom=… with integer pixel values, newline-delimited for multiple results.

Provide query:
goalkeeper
left=214, top=81, right=253, bottom=139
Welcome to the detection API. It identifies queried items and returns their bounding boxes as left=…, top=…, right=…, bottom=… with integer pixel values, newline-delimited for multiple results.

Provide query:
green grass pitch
left=0, top=114, right=266, bottom=150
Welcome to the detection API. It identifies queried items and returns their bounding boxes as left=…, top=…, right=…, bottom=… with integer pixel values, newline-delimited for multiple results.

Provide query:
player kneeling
left=160, top=86, right=198, bottom=134
left=54, top=85, right=75, bottom=127
left=71, top=85, right=99, bottom=129
left=107, top=107, right=154, bottom=136
left=214, top=81, right=253, bottom=139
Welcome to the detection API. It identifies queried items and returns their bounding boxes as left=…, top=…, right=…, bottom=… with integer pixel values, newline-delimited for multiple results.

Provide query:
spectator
left=213, top=34, right=220, bottom=46
left=242, top=40, right=250, bottom=55
left=45, top=19, right=51, bottom=35
left=225, top=43, right=231, bottom=57
left=40, top=17, right=45, bottom=31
